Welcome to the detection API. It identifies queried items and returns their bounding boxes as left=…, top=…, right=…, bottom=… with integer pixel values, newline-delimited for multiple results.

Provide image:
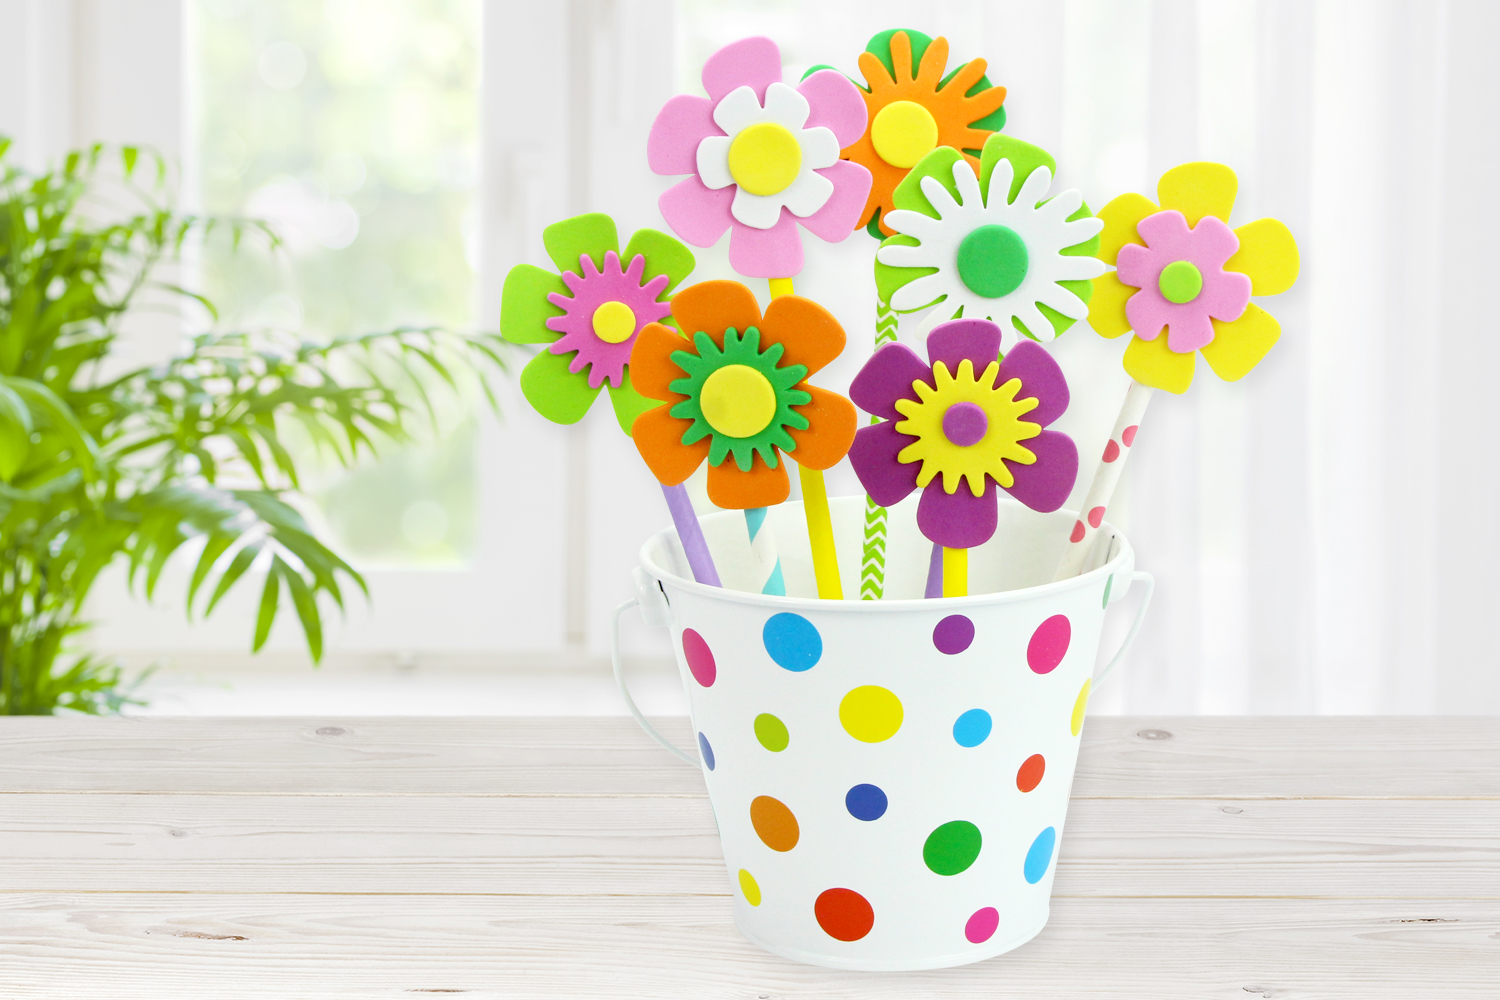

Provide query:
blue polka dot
left=952, top=709, right=992, bottom=747
left=762, top=613, right=822, bottom=672
left=697, top=732, right=715, bottom=771
left=845, top=783, right=888, bottom=821
left=1024, top=826, right=1056, bottom=884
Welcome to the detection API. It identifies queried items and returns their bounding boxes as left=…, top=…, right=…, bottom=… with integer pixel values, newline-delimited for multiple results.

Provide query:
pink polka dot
left=1027, top=615, right=1071, bottom=674
left=1088, top=506, right=1105, bottom=528
left=1069, top=520, right=1085, bottom=543
left=1102, top=439, right=1120, bottom=463
left=965, top=906, right=999, bottom=944
left=682, top=629, right=716, bottom=687
left=1122, top=424, right=1139, bottom=446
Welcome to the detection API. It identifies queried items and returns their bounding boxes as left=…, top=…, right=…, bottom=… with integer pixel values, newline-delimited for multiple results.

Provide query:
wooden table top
left=1, top=715, right=1497, bottom=998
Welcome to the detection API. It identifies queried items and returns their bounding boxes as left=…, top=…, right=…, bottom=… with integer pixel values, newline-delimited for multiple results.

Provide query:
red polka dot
left=682, top=629, right=715, bottom=687
left=815, top=888, right=874, bottom=942
left=1016, top=753, right=1046, bottom=792
left=1088, top=506, right=1105, bottom=528
left=965, top=906, right=999, bottom=944
left=1027, top=615, right=1071, bottom=674
left=1102, top=439, right=1120, bottom=463
left=1069, top=520, right=1085, bottom=543
left=1122, top=424, right=1138, bottom=446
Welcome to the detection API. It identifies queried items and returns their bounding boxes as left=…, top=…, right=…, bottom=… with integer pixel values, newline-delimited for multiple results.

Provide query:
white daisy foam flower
left=696, top=82, right=843, bottom=230
left=874, top=134, right=1106, bottom=352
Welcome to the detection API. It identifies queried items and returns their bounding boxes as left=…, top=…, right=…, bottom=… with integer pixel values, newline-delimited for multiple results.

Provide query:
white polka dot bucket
left=612, top=495, right=1153, bottom=971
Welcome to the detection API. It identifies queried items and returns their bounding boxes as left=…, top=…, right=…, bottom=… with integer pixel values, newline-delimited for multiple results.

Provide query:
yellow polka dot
left=700, top=364, right=777, bottom=438
left=738, top=868, right=761, bottom=906
left=840, top=685, right=903, bottom=743
left=870, top=100, right=939, bottom=169
left=727, top=122, right=802, bottom=196
left=1071, top=679, right=1091, bottom=737
left=591, top=300, right=636, bottom=344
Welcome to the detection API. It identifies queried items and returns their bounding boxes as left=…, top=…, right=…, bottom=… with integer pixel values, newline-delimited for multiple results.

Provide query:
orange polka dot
left=750, top=795, right=799, bottom=852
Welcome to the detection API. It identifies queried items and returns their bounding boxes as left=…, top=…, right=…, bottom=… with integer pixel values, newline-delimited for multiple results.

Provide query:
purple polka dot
left=682, top=629, right=716, bottom=687
left=942, top=401, right=988, bottom=446
left=933, top=615, right=975, bottom=655
left=1026, top=614, right=1070, bottom=674
left=965, top=906, right=999, bottom=944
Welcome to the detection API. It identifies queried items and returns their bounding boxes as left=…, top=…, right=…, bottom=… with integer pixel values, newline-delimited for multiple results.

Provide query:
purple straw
left=661, top=483, right=721, bottom=587
left=924, top=541, right=943, bottom=599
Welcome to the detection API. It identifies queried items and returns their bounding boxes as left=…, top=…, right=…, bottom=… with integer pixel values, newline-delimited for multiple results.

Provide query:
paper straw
left=942, top=546, right=968, bottom=597
left=859, top=294, right=900, bottom=600
left=661, top=483, right=721, bottom=586
left=924, top=541, right=943, bottom=598
left=745, top=507, right=786, bottom=595
left=1052, top=379, right=1153, bottom=580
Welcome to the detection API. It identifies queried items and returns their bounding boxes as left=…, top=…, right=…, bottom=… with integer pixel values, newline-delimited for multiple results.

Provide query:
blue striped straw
left=744, top=507, right=786, bottom=596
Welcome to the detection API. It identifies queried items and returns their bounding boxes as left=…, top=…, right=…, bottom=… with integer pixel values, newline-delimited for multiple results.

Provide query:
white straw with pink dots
left=1052, top=380, right=1153, bottom=580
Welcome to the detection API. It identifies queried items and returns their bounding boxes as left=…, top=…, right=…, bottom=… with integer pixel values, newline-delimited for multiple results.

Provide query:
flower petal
left=608, top=375, right=658, bottom=435
left=647, top=94, right=719, bottom=176
left=658, top=177, right=735, bottom=248
left=848, top=420, right=920, bottom=507
left=696, top=135, right=735, bottom=190
left=1225, top=217, right=1300, bottom=295
left=633, top=405, right=708, bottom=486
left=978, top=133, right=1055, bottom=207
left=1001, top=428, right=1078, bottom=513
left=1157, top=161, right=1237, bottom=226
left=996, top=339, right=1069, bottom=426
left=850, top=342, right=930, bottom=419
left=543, top=213, right=618, bottom=276
left=873, top=234, right=934, bottom=305
left=669, top=280, right=763, bottom=348
left=708, top=452, right=789, bottom=508
left=622, top=228, right=696, bottom=296
left=785, top=384, right=856, bottom=469
left=728, top=212, right=804, bottom=278
left=928, top=318, right=1001, bottom=375
left=711, top=85, right=768, bottom=138
left=890, top=146, right=964, bottom=217
left=797, top=160, right=873, bottom=243
left=628, top=322, right=690, bottom=402
left=1123, top=332, right=1196, bottom=394
left=500, top=264, right=566, bottom=344
left=778, top=166, right=835, bottom=218
left=798, top=68, right=868, bottom=147
left=1199, top=302, right=1281, bottom=382
left=1094, top=192, right=1157, bottom=266
left=759, top=295, right=844, bottom=375
left=730, top=185, right=789, bottom=229
left=1087, top=272, right=1135, bottom=339
left=1165, top=308, right=1217, bottom=355
left=520, top=349, right=602, bottom=423
left=702, top=36, right=782, bottom=103
left=917, top=478, right=998, bottom=549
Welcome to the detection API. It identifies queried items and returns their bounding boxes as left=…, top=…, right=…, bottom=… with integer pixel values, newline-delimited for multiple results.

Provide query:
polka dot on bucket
left=738, top=868, right=761, bottom=906
left=814, top=888, right=874, bottom=942
left=750, top=795, right=799, bottom=852
left=682, top=629, right=716, bottom=687
left=1027, top=614, right=1071, bottom=674
left=1072, top=678, right=1091, bottom=737
left=1016, top=753, right=1045, bottom=792
left=754, top=713, right=789, bottom=753
left=697, top=732, right=715, bottom=771
left=965, top=906, right=999, bottom=944
left=923, top=820, right=982, bottom=876
left=839, top=686, right=903, bottom=743
left=845, top=783, right=888, bottom=821
left=952, top=709, right=992, bottom=748
left=1102, top=574, right=1113, bottom=609
left=932, top=614, right=975, bottom=655
left=762, top=613, right=821, bottom=672
left=1024, top=827, right=1057, bottom=884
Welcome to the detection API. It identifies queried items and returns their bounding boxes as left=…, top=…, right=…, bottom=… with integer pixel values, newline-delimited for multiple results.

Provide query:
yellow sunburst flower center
left=893, top=359, right=1042, bottom=496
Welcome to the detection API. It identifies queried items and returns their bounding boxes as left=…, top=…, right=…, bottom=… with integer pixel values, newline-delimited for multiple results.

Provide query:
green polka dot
left=1102, top=574, right=1113, bottom=609
left=956, top=224, right=1028, bottom=298
left=754, top=713, right=789, bottom=752
left=1158, top=260, right=1202, bottom=303
left=923, top=820, right=982, bottom=876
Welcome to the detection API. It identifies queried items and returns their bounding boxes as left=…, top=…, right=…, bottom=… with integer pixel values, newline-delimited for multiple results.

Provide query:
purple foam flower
left=545, top=251, right=670, bottom=389
left=848, top=319, right=1078, bottom=549
left=1115, top=209, right=1252, bottom=354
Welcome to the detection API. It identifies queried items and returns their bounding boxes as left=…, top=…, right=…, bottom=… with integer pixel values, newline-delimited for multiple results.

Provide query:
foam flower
left=647, top=37, right=873, bottom=278
left=875, top=134, right=1105, bottom=353
left=1088, top=161, right=1300, bottom=394
left=629, top=280, right=857, bottom=509
left=500, top=213, right=693, bottom=433
left=847, top=319, right=1078, bottom=549
left=836, top=28, right=1006, bottom=237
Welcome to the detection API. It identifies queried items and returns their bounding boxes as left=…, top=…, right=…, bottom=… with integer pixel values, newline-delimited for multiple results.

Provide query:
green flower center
left=669, top=327, right=810, bottom=471
left=956, top=224, right=1029, bottom=299
left=1158, top=260, right=1203, bottom=303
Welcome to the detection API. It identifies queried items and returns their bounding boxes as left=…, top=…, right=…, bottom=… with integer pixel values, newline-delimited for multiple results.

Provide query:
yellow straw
left=942, top=547, right=968, bottom=598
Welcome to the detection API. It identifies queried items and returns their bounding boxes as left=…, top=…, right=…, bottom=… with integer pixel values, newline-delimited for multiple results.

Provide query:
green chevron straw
left=859, top=296, right=899, bottom=599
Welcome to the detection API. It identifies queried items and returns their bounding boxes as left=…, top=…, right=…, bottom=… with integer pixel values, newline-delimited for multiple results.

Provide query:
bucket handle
left=611, top=599, right=700, bottom=767
left=1092, top=571, right=1155, bottom=689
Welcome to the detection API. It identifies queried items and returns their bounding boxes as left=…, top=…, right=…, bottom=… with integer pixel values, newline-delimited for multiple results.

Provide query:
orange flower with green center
left=834, top=29, right=1007, bottom=238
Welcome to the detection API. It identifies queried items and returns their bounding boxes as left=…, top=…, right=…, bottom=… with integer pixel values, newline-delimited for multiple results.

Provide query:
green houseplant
left=0, top=140, right=505, bottom=714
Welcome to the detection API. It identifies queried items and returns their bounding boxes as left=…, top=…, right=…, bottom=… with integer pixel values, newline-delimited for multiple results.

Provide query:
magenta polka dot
left=1102, top=439, right=1121, bottom=463
left=965, top=906, right=999, bottom=943
left=682, top=629, right=716, bottom=687
left=1027, top=614, right=1071, bottom=674
left=1122, top=424, right=1139, bottom=446
left=933, top=615, right=975, bottom=655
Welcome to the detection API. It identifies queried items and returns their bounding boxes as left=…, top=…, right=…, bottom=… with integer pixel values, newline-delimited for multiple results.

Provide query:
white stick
left=1052, top=380, right=1154, bottom=580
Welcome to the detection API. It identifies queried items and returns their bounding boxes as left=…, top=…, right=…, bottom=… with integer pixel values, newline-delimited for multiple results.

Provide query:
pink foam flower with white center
left=545, top=251, right=671, bottom=389
left=647, top=36, right=873, bottom=278
left=1115, top=210, right=1252, bottom=353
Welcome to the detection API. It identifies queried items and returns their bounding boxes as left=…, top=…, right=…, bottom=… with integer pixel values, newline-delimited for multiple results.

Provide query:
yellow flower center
left=727, top=122, right=802, bottom=196
left=893, top=359, right=1042, bottom=496
left=870, top=100, right=939, bottom=169
left=591, top=300, right=636, bottom=343
left=700, top=364, right=777, bottom=438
